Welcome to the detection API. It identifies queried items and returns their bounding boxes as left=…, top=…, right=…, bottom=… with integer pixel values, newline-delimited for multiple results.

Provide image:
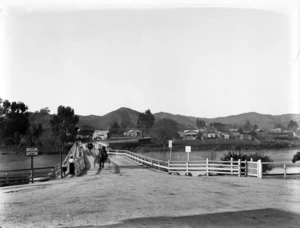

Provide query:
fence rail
left=108, top=150, right=257, bottom=177
left=0, top=167, right=55, bottom=187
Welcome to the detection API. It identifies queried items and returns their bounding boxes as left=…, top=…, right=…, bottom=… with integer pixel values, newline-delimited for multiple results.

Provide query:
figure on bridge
left=69, top=155, right=75, bottom=175
left=95, top=146, right=108, bottom=170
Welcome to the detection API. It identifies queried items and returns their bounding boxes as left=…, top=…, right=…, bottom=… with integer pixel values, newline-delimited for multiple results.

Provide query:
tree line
left=0, top=98, right=79, bottom=154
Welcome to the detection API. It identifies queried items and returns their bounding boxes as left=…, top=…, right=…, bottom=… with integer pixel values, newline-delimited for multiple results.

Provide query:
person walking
left=69, top=155, right=75, bottom=175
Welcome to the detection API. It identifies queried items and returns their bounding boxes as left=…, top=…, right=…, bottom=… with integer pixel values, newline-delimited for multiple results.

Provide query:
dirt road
left=1, top=156, right=300, bottom=227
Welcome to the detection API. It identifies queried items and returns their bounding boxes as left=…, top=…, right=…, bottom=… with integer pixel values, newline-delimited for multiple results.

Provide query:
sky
left=0, top=0, right=299, bottom=118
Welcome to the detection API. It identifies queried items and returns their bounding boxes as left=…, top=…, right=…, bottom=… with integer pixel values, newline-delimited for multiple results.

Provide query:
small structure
left=123, top=129, right=141, bottom=137
left=93, top=130, right=109, bottom=140
left=222, top=133, right=230, bottom=140
left=183, top=130, right=199, bottom=140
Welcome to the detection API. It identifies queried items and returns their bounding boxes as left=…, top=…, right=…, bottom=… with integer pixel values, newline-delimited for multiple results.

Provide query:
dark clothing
left=69, top=162, right=75, bottom=175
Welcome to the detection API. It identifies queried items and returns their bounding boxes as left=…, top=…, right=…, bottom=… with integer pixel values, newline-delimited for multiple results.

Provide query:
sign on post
left=26, top=148, right=38, bottom=156
left=185, top=146, right=191, bottom=161
left=168, top=140, right=172, bottom=148
left=185, top=146, right=191, bottom=153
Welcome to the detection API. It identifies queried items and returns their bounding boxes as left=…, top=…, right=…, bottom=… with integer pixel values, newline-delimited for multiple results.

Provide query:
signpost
left=26, top=148, right=38, bottom=183
left=168, top=140, right=172, bottom=160
left=185, top=146, right=191, bottom=161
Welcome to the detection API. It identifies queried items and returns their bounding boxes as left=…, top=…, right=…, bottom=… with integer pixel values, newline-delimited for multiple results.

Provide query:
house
left=123, top=129, right=141, bottom=137
left=183, top=130, right=199, bottom=140
left=240, top=134, right=252, bottom=140
left=76, top=129, right=94, bottom=140
left=206, top=131, right=217, bottom=139
left=93, top=130, right=109, bottom=140
left=221, top=133, right=230, bottom=140
left=269, top=128, right=282, bottom=133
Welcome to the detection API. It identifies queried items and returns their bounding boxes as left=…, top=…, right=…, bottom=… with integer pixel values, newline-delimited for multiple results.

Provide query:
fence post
left=31, top=170, right=34, bottom=183
left=238, top=159, right=241, bottom=177
left=230, top=157, right=233, bottom=175
left=186, top=161, right=189, bottom=175
left=206, top=158, right=209, bottom=176
left=257, top=159, right=262, bottom=179
left=6, top=172, right=9, bottom=185
left=244, top=160, right=248, bottom=177
left=283, top=163, right=287, bottom=179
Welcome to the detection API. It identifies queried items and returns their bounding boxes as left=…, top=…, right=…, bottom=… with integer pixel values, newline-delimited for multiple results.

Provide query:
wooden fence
left=262, top=161, right=300, bottom=179
left=108, top=150, right=263, bottom=178
left=0, top=167, right=55, bottom=187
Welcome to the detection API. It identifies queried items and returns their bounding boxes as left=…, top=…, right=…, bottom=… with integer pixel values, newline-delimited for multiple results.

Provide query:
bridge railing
left=261, top=161, right=300, bottom=178
left=108, top=150, right=252, bottom=177
left=0, top=167, right=55, bottom=187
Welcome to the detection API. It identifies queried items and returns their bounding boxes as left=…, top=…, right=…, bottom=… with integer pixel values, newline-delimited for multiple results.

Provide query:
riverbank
left=1, top=156, right=300, bottom=227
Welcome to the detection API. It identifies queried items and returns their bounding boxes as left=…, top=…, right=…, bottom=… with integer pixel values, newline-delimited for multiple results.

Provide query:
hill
left=154, top=112, right=300, bottom=130
left=77, top=107, right=141, bottom=130
left=32, top=107, right=300, bottom=131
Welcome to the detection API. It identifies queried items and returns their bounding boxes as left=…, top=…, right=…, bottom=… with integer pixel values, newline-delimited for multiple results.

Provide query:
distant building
left=269, top=128, right=282, bottom=133
left=93, top=130, right=109, bottom=140
left=76, top=129, right=94, bottom=140
left=222, top=133, right=230, bottom=140
left=206, top=131, right=217, bottom=139
left=123, top=129, right=141, bottom=137
left=183, top=130, right=199, bottom=140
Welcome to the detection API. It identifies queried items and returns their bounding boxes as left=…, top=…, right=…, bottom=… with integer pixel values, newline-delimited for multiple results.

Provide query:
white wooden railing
left=108, top=150, right=262, bottom=178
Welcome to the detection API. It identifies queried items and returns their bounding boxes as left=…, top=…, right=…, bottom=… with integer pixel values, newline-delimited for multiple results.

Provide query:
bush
left=221, top=151, right=273, bottom=173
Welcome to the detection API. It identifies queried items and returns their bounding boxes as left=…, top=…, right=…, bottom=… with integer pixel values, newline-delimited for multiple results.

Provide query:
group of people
left=62, top=144, right=110, bottom=176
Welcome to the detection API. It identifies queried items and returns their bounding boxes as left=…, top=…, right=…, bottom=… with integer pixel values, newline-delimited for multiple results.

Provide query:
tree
left=137, top=109, right=155, bottom=137
left=50, top=106, right=79, bottom=153
left=243, top=120, right=252, bottom=131
left=120, top=121, right=128, bottom=135
left=196, top=119, right=206, bottom=129
left=209, top=122, right=226, bottom=132
left=287, top=120, right=298, bottom=131
left=152, top=119, right=179, bottom=145
left=109, top=122, right=121, bottom=135
left=0, top=99, right=30, bottom=145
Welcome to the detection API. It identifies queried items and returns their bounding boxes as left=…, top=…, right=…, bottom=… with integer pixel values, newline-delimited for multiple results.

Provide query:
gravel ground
left=1, top=155, right=300, bottom=228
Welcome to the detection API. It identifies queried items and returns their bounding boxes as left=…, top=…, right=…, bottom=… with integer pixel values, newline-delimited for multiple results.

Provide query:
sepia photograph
left=0, top=0, right=300, bottom=227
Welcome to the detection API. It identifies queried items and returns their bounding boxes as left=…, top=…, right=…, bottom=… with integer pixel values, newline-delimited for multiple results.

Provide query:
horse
left=292, top=151, right=300, bottom=163
left=292, top=152, right=300, bottom=163
left=95, top=148, right=108, bottom=170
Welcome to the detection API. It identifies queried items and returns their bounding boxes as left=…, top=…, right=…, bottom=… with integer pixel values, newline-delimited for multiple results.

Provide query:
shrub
left=221, top=151, right=274, bottom=173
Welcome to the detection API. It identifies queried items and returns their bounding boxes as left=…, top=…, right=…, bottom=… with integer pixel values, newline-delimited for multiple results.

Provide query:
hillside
left=151, top=112, right=300, bottom=130
left=77, top=107, right=141, bottom=130
left=32, top=107, right=300, bottom=131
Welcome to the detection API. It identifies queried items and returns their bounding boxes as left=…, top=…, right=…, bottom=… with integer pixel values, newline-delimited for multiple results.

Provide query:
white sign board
left=168, top=140, right=172, bottom=148
left=26, top=148, right=38, bottom=156
left=185, top=146, right=191, bottom=153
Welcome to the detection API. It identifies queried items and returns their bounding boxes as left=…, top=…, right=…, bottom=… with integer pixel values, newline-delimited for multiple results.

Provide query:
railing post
left=244, top=160, right=248, bottom=177
left=186, top=161, right=189, bottom=175
left=238, top=159, right=241, bottom=177
left=257, top=159, right=262, bottom=179
left=6, top=172, right=9, bottom=185
left=31, top=170, right=34, bottom=183
left=206, top=158, right=209, bottom=176
left=230, top=157, right=233, bottom=175
left=283, top=163, right=287, bottom=179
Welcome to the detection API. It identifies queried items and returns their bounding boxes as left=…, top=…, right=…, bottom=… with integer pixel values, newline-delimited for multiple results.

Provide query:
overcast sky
left=0, top=0, right=299, bottom=117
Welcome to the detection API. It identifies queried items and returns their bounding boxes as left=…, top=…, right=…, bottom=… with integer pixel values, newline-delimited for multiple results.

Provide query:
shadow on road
left=64, top=208, right=300, bottom=228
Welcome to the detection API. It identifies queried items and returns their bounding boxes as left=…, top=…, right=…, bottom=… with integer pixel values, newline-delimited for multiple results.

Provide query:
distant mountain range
left=76, top=107, right=300, bottom=130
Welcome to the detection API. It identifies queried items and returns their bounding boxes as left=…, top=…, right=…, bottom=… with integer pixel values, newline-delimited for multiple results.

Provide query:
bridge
left=1, top=141, right=300, bottom=187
